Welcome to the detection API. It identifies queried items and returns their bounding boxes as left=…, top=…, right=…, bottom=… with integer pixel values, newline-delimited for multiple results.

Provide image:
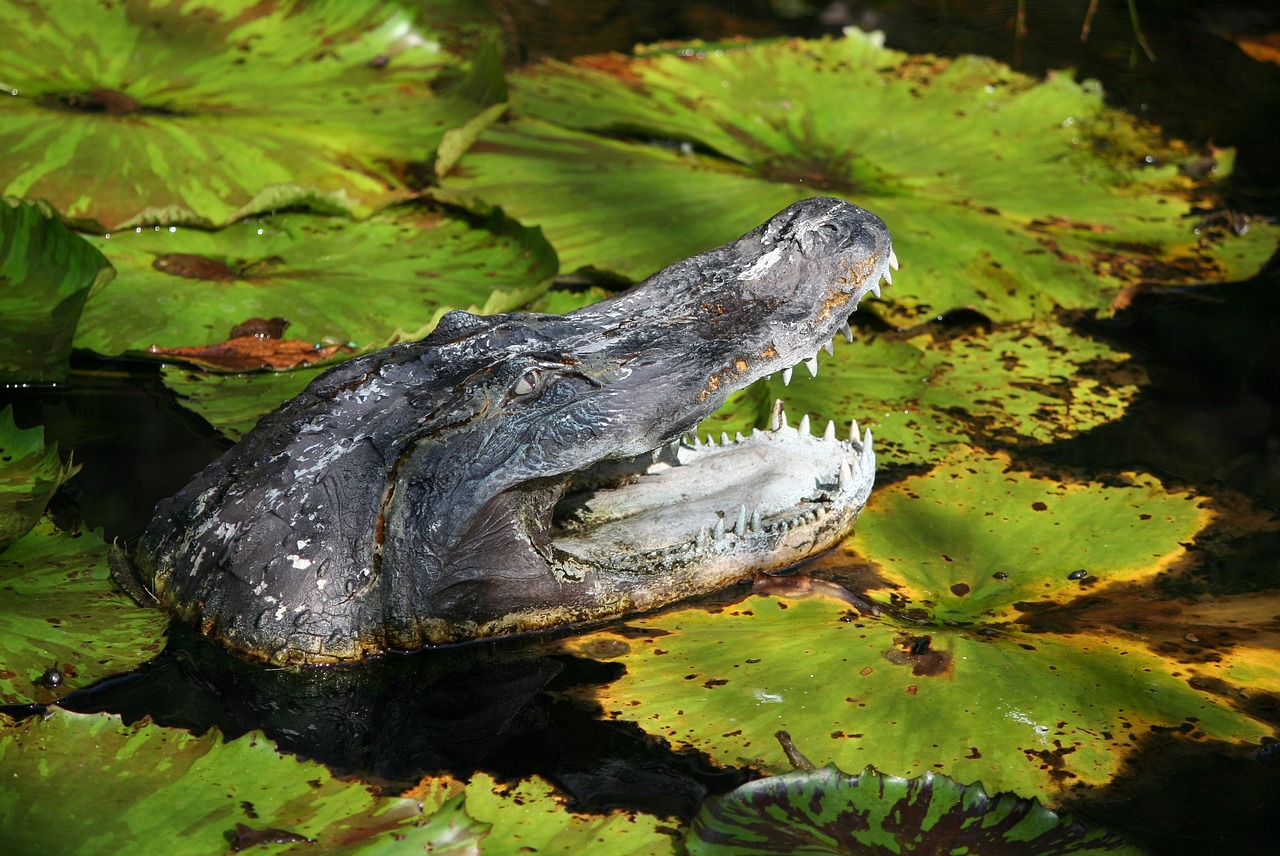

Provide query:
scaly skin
left=132, top=196, right=895, bottom=664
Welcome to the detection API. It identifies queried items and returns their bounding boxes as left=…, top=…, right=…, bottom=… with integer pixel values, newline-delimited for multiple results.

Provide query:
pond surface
left=3, top=2, right=1279, bottom=854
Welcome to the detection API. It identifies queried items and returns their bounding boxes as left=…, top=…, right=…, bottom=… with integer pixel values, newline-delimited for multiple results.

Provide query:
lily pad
left=0, top=520, right=167, bottom=705
left=76, top=207, right=557, bottom=358
left=561, top=595, right=1270, bottom=802
left=689, top=763, right=1140, bottom=854
left=0, top=197, right=114, bottom=383
left=845, top=450, right=1209, bottom=622
left=697, top=321, right=1145, bottom=466
left=0, top=710, right=488, bottom=854
left=0, top=407, right=80, bottom=550
left=441, top=31, right=1278, bottom=324
left=0, top=0, right=499, bottom=229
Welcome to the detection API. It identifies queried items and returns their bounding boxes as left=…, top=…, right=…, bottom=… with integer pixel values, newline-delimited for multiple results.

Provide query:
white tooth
left=697, top=527, right=708, bottom=546
left=839, top=459, right=854, bottom=489
left=669, top=440, right=681, bottom=456
left=870, top=281, right=881, bottom=299
left=839, top=322, right=854, bottom=343
left=734, top=505, right=747, bottom=536
left=798, top=414, right=811, bottom=436
left=772, top=408, right=789, bottom=432
left=823, top=339, right=834, bottom=356
left=735, top=431, right=745, bottom=443
left=863, top=428, right=874, bottom=458
left=849, top=419, right=861, bottom=442
left=713, top=518, right=725, bottom=539
left=650, top=448, right=661, bottom=463
left=751, top=427, right=762, bottom=437
left=883, top=267, right=893, bottom=286
left=750, top=507, right=762, bottom=532
left=804, top=355, right=818, bottom=377
left=694, top=434, right=703, bottom=448
left=823, top=420, right=836, bottom=442
left=705, top=434, right=716, bottom=447
left=888, top=248, right=899, bottom=270
left=782, top=366, right=793, bottom=386
left=721, top=432, right=731, bottom=446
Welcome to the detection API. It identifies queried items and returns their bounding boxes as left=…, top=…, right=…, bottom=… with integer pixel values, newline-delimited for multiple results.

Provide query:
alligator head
left=134, top=196, right=895, bottom=664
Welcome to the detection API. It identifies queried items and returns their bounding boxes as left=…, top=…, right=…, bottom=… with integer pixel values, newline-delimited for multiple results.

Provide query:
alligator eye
left=511, top=368, right=542, bottom=398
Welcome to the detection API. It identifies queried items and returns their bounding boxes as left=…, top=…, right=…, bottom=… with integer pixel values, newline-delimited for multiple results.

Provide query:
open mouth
left=548, top=247, right=897, bottom=577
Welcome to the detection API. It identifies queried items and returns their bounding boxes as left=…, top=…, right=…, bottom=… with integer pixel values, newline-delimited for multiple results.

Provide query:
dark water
left=4, top=1, right=1280, bottom=851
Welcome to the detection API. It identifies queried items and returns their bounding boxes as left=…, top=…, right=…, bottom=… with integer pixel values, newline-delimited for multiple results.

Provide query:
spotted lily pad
left=441, top=31, right=1278, bottom=324
left=76, top=207, right=557, bottom=358
left=0, top=710, right=488, bottom=854
left=689, top=763, right=1140, bottom=854
left=0, top=197, right=114, bottom=384
left=0, top=0, right=498, bottom=229
left=557, top=451, right=1270, bottom=799
left=697, top=320, right=1145, bottom=466
left=0, top=408, right=80, bottom=550
left=0, top=520, right=167, bottom=705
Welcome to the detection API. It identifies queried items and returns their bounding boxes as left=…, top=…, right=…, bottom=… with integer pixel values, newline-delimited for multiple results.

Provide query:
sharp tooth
left=696, top=527, right=708, bottom=546
left=721, top=431, right=731, bottom=446
left=839, top=322, right=854, bottom=343
left=771, top=407, right=789, bottom=432
left=712, top=518, right=725, bottom=539
left=650, top=448, right=661, bottom=463
left=750, top=507, right=762, bottom=532
left=781, top=366, right=793, bottom=386
left=863, top=427, right=874, bottom=457
left=823, top=420, right=836, bottom=442
left=882, top=267, right=893, bottom=286
left=804, top=355, right=818, bottom=377
left=870, top=281, right=881, bottom=299
left=839, top=459, right=854, bottom=490
left=848, top=419, right=861, bottom=442
left=734, top=505, right=747, bottom=536
left=693, top=434, right=703, bottom=448
left=705, top=434, right=716, bottom=447
left=735, top=431, right=746, bottom=443
left=823, top=339, right=834, bottom=356
left=798, top=414, right=811, bottom=436
left=888, top=248, right=899, bottom=270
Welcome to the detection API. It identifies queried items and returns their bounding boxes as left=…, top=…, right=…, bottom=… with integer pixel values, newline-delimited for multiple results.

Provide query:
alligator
left=129, top=196, right=896, bottom=665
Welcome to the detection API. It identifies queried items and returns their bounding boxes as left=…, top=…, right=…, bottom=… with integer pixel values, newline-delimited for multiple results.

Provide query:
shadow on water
left=5, top=621, right=752, bottom=819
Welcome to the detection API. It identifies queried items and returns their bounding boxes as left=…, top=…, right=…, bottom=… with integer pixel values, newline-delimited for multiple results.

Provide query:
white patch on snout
left=736, top=246, right=785, bottom=281
left=287, top=554, right=313, bottom=571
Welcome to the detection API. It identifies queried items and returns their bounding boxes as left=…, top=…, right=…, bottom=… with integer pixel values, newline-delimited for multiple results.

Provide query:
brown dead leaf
left=1226, top=33, right=1280, bottom=66
left=146, top=336, right=352, bottom=371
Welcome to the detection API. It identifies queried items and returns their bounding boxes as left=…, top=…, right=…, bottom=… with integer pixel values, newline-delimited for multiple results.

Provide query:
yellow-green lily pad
left=0, top=407, right=80, bottom=550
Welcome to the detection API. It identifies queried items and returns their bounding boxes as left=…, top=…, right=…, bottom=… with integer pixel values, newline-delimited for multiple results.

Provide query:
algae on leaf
left=0, top=0, right=500, bottom=229
left=442, top=30, right=1278, bottom=325
left=0, top=198, right=114, bottom=384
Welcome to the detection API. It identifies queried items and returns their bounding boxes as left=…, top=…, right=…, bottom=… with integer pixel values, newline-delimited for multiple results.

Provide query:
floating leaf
left=159, top=367, right=322, bottom=441
left=846, top=450, right=1209, bottom=622
left=0, top=408, right=80, bottom=550
left=76, top=207, right=557, bottom=358
left=0, top=0, right=498, bottom=229
left=0, top=710, right=488, bottom=854
left=146, top=335, right=355, bottom=373
left=561, top=595, right=1270, bottom=802
left=0, top=198, right=114, bottom=383
left=464, top=772, right=680, bottom=855
left=689, top=763, right=1140, bottom=855
left=442, top=32, right=1278, bottom=324
left=0, top=520, right=166, bottom=705
left=698, top=321, right=1145, bottom=466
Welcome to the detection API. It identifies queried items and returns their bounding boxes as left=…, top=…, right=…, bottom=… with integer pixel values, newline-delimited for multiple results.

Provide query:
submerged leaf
left=0, top=0, right=497, bottom=229
left=0, top=198, right=114, bottom=384
left=689, top=763, right=1141, bottom=855
left=0, top=520, right=166, bottom=705
left=442, top=31, right=1278, bottom=324
left=0, top=408, right=79, bottom=550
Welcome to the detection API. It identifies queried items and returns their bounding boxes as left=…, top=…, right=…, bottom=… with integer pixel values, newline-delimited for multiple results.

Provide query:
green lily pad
left=846, top=450, right=1209, bottom=622
left=0, top=407, right=80, bottom=550
left=561, top=595, right=1270, bottom=802
left=464, top=772, right=680, bottom=855
left=441, top=32, right=1278, bottom=324
left=76, top=206, right=557, bottom=358
left=697, top=321, right=1144, bottom=466
left=0, top=0, right=498, bottom=229
left=0, top=710, right=488, bottom=854
left=689, top=763, right=1140, bottom=855
left=0, top=519, right=167, bottom=705
left=0, top=197, right=114, bottom=384
left=160, top=366, right=323, bottom=441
